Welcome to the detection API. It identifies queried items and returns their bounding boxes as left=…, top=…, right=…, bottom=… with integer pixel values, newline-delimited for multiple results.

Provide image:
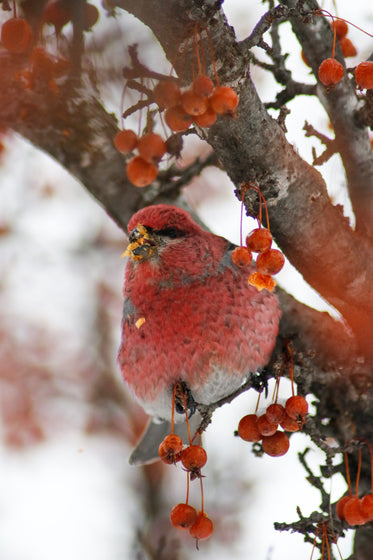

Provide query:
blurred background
left=1, top=0, right=372, bottom=558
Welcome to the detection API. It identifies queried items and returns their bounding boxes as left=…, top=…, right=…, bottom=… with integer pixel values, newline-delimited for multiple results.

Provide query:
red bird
left=118, top=204, right=281, bottom=464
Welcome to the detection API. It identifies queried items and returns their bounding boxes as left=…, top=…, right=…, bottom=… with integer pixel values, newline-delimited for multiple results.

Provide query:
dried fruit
left=181, top=445, right=207, bottom=475
left=189, top=512, right=214, bottom=540
left=126, top=156, right=158, bottom=187
left=1, top=17, right=33, bottom=53
left=248, top=272, right=276, bottom=292
left=339, top=37, right=357, bottom=58
left=231, top=246, right=252, bottom=268
left=164, top=105, right=193, bottom=132
left=245, top=228, right=272, bottom=253
left=355, top=61, right=373, bottom=90
left=237, top=414, right=262, bottom=442
left=285, top=395, right=308, bottom=421
left=262, top=430, right=290, bottom=457
left=193, top=75, right=214, bottom=97
left=331, top=19, right=348, bottom=40
left=170, top=503, right=198, bottom=529
left=256, top=249, right=285, bottom=275
left=158, top=434, right=183, bottom=464
left=153, top=80, right=181, bottom=109
left=257, top=414, right=278, bottom=437
left=193, top=106, right=217, bottom=128
left=114, top=129, right=138, bottom=153
left=137, top=132, right=166, bottom=163
left=265, top=403, right=286, bottom=424
left=318, top=58, right=344, bottom=86
left=181, top=89, right=209, bottom=116
left=209, top=86, right=238, bottom=114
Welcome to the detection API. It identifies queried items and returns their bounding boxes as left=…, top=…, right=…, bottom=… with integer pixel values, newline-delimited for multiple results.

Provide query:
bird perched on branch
left=118, top=204, right=281, bottom=464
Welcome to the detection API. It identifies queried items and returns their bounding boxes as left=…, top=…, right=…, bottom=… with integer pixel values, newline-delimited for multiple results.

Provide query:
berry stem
left=355, top=446, right=362, bottom=496
left=194, top=25, right=202, bottom=77
left=323, top=524, right=331, bottom=560
left=185, top=471, right=190, bottom=504
left=344, top=451, right=353, bottom=496
left=203, top=26, right=220, bottom=86
left=13, top=0, right=17, bottom=18
left=316, top=9, right=373, bottom=38
left=170, top=383, right=179, bottom=435
left=180, top=384, right=192, bottom=444
left=331, top=17, right=337, bottom=60
left=200, top=476, right=205, bottom=514
left=239, top=200, right=244, bottom=247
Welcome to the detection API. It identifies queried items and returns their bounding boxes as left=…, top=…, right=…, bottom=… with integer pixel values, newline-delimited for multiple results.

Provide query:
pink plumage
left=118, top=204, right=281, bottom=463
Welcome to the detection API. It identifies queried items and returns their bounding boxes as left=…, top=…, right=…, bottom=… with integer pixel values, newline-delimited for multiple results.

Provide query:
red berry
left=248, top=272, right=276, bottom=292
left=231, top=246, right=252, bottom=268
left=336, top=495, right=351, bottom=521
left=256, top=249, right=285, bottom=275
left=285, top=395, right=308, bottom=421
left=181, top=445, right=207, bottom=474
left=339, top=37, right=357, bottom=58
left=158, top=434, right=183, bottom=464
left=181, top=89, right=209, bottom=116
left=257, top=414, right=278, bottom=437
left=43, top=1, right=71, bottom=34
left=153, top=80, right=181, bottom=109
left=126, top=156, right=158, bottom=187
left=84, top=3, right=99, bottom=30
left=137, top=132, right=166, bottom=163
left=343, top=496, right=367, bottom=526
left=209, top=86, right=239, bottom=114
left=1, top=18, right=33, bottom=54
left=189, top=512, right=214, bottom=540
left=170, top=503, right=198, bottom=529
left=262, top=430, right=290, bottom=457
left=331, top=19, right=348, bottom=40
left=280, top=413, right=300, bottom=432
left=318, top=58, right=344, bottom=86
left=113, top=130, right=138, bottom=153
left=265, top=403, right=286, bottom=424
left=193, top=106, right=217, bottom=128
left=245, top=228, right=272, bottom=253
left=237, top=414, right=262, bottom=442
left=355, top=62, right=373, bottom=90
left=361, top=494, right=373, bottom=521
left=193, top=75, right=215, bottom=97
left=164, top=105, right=193, bottom=132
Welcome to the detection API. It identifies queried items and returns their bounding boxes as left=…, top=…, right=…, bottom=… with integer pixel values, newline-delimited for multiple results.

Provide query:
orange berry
left=164, top=105, right=193, bottom=132
left=153, top=80, right=181, bottom=109
left=257, top=414, right=278, bottom=437
left=193, top=106, right=217, bottom=128
left=209, top=86, right=239, bottom=114
left=355, top=61, right=373, bottom=90
left=343, top=496, right=367, bottom=526
left=361, top=494, right=373, bottom=521
left=285, top=395, right=308, bottom=421
left=231, top=246, right=252, bottom=267
left=170, top=503, right=198, bottom=529
left=237, top=414, right=262, bottom=442
left=189, top=512, right=214, bottom=540
left=113, top=129, right=138, bottom=153
left=181, top=89, right=209, bottom=116
left=331, top=19, right=348, bottom=40
left=336, top=495, right=351, bottom=521
left=301, top=49, right=310, bottom=68
left=193, top=75, right=215, bottom=97
left=318, top=58, right=344, bottom=86
left=265, top=403, right=286, bottom=424
left=84, top=3, right=99, bottom=30
left=256, top=249, right=285, bottom=275
left=339, top=37, right=357, bottom=58
left=181, top=445, right=207, bottom=475
left=1, top=18, right=33, bottom=54
left=158, top=434, right=183, bottom=464
left=248, top=272, right=276, bottom=292
left=262, top=430, right=290, bottom=457
left=137, top=132, right=166, bottom=163
left=280, top=413, right=300, bottom=432
left=126, top=156, right=158, bottom=188
left=245, top=228, right=272, bottom=253
left=43, top=0, right=71, bottom=33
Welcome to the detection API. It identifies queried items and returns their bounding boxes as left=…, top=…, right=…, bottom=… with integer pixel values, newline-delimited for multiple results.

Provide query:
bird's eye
left=156, top=227, right=184, bottom=239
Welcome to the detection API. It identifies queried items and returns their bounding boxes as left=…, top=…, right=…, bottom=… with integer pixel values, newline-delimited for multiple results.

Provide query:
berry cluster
left=237, top=394, right=308, bottom=457
left=114, top=130, right=167, bottom=187
left=336, top=441, right=373, bottom=526
left=231, top=183, right=285, bottom=292
left=158, top=383, right=213, bottom=545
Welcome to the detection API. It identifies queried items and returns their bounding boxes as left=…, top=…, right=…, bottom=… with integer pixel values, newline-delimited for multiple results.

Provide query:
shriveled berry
left=165, top=105, right=193, bottom=132
left=193, top=106, right=217, bottom=128
left=256, top=249, right=285, bottom=275
left=285, top=395, right=308, bottom=421
left=318, top=58, right=344, bottom=86
left=245, top=228, right=272, bottom=253
left=137, top=132, right=166, bottom=163
left=189, top=512, right=214, bottom=540
left=231, top=246, right=252, bottom=267
left=158, top=434, right=183, bottom=464
left=331, top=19, right=348, bottom=40
left=339, top=37, right=357, bottom=58
left=181, top=445, right=207, bottom=472
left=262, top=430, right=290, bottom=457
left=343, top=496, right=367, bottom=526
left=361, top=494, right=373, bottom=521
left=1, top=18, right=33, bottom=53
left=114, top=129, right=138, bottom=153
left=126, top=156, right=158, bottom=187
left=336, top=495, right=351, bottom=521
left=355, top=61, right=373, bottom=90
left=265, top=403, right=286, bottom=424
left=248, top=272, right=276, bottom=292
left=209, top=86, right=238, bottom=114
left=170, top=503, right=198, bottom=529
left=237, top=414, right=261, bottom=442
left=257, top=414, right=278, bottom=437
left=181, top=89, right=209, bottom=116
left=193, top=75, right=214, bottom=97
left=153, top=80, right=181, bottom=109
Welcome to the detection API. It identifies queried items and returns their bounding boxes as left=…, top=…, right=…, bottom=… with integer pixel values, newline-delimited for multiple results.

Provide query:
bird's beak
left=121, top=223, right=158, bottom=261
